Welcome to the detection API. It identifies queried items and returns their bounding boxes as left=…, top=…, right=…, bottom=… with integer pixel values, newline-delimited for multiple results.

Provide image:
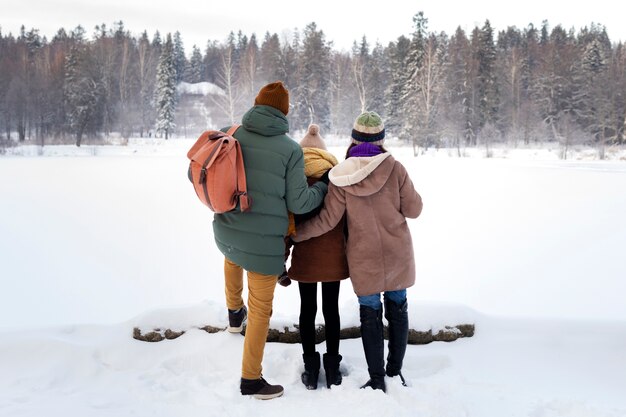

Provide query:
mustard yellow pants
left=224, top=257, right=277, bottom=380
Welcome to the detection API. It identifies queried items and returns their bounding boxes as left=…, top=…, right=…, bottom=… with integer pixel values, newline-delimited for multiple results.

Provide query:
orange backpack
left=187, top=125, right=251, bottom=213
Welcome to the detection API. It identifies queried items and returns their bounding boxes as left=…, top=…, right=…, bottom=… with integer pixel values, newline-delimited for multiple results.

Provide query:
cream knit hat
left=351, top=111, right=385, bottom=145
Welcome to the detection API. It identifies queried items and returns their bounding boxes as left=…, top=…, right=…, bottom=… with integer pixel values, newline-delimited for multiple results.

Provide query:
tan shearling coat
left=292, top=152, right=423, bottom=296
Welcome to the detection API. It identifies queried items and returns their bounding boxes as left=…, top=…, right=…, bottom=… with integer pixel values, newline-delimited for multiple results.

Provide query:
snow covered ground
left=1, top=139, right=625, bottom=416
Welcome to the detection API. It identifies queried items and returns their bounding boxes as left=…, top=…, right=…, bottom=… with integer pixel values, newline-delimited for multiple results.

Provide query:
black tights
left=298, top=281, right=341, bottom=356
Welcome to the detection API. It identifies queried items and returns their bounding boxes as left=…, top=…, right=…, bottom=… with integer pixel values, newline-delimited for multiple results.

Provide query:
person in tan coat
left=284, top=124, right=350, bottom=390
left=291, top=112, right=423, bottom=393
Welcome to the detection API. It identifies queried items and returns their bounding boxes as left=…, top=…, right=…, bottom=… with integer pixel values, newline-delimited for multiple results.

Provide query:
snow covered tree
left=401, top=12, right=448, bottom=152
left=412, top=32, right=448, bottom=151
left=330, top=50, right=361, bottom=133
left=575, top=31, right=612, bottom=157
left=212, top=43, right=242, bottom=125
left=204, top=40, right=221, bottom=84
left=385, top=35, right=412, bottom=137
left=137, top=31, right=157, bottom=137
left=496, top=26, right=524, bottom=144
left=609, top=42, right=626, bottom=145
left=185, top=45, right=204, bottom=83
left=351, top=36, right=370, bottom=112
left=368, top=42, right=388, bottom=116
left=292, top=23, right=332, bottom=131
left=63, top=46, right=103, bottom=146
left=533, top=25, right=577, bottom=153
left=519, top=24, right=542, bottom=145
left=476, top=20, right=499, bottom=138
left=259, top=32, right=283, bottom=84
left=279, top=31, right=300, bottom=97
left=172, top=31, right=186, bottom=83
left=344, top=37, right=388, bottom=129
left=239, top=34, right=259, bottom=101
left=92, top=25, right=118, bottom=137
left=154, top=34, right=177, bottom=139
left=116, top=35, right=134, bottom=140
left=443, top=26, right=472, bottom=153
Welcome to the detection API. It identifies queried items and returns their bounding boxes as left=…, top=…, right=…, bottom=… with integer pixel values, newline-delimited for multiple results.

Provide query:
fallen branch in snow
left=132, top=323, right=475, bottom=344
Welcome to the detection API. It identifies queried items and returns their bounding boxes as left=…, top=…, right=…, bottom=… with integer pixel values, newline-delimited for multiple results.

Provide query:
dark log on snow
left=133, top=323, right=475, bottom=344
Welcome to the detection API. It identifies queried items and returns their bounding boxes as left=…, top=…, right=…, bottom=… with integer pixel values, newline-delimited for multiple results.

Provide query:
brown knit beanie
left=299, top=124, right=327, bottom=150
left=254, top=81, right=290, bottom=115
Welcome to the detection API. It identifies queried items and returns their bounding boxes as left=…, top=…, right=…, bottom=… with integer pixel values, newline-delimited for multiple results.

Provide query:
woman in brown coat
left=292, top=112, right=423, bottom=393
left=285, top=124, right=349, bottom=390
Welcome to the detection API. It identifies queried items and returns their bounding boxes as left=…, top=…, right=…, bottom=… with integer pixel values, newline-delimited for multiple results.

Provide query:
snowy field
left=1, top=139, right=626, bottom=416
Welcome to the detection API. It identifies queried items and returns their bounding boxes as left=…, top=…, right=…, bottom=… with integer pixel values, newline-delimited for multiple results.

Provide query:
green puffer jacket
left=213, top=105, right=328, bottom=275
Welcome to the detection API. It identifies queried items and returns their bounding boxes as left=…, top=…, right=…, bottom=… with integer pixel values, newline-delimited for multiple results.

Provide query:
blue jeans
left=358, top=290, right=407, bottom=310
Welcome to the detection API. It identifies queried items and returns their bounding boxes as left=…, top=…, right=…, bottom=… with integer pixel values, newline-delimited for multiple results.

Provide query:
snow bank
left=1, top=315, right=624, bottom=417
left=177, top=81, right=225, bottom=96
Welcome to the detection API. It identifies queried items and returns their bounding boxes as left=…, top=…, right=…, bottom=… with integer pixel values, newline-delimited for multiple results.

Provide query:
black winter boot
left=301, top=352, right=320, bottom=390
left=384, top=298, right=409, bottom=386
left=359, top=305, right=386, bottom=393
left=323, top=353, right=343, bottom=388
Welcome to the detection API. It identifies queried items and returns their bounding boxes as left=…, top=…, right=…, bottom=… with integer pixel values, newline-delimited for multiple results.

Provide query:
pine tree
left=172, top=31, right=186, bottom=83
left=615, top=43, right=626, bottom=145
left=152, top=31, right=162, bottom=49
left=259, top=32, right=283, bottom=83
left=204, top=40, right=221, bottom=84
left=520, top=24, right=541, bottom=144
left=576, top=34, right=611, bottom=156
left=444, top=26, right=471, bottom=151
left=533, top=25, right=578, bottom=156
left=154, top=34, right=177, bottom=139
left=63, top=46, right=102, bottom=146
left=476, top=20, right=499, bottom=133
left=496, top=26, right=524, bottom=143
left=293, top=23, right=332, bottom=131
left=368, top=42, right=388, bottom=116
left=330, top=50, right=360, bottom=133
left=385, top=35, right=411, bottom=136
left=185, top=45, right=204, bottom=83
left=403, top=11, right=436, bottom=149
left=137, top=31, right=157, bottom=137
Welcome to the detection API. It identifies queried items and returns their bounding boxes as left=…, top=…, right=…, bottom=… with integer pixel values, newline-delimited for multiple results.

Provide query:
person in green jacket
left=214, top=81, right=328, bottom=400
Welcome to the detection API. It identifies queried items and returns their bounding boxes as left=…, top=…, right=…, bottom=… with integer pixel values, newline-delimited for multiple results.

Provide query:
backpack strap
left=199, top=137, right=226, bottom=184
left=225, top=124, right=250, bottom=212
left=226, top=124, right=240, bottom=136
left=234, top=140, right=251, bottom=212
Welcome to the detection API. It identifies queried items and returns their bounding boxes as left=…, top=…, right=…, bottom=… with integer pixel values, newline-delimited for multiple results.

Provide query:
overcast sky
left=2, top=0, right=624, bottom=53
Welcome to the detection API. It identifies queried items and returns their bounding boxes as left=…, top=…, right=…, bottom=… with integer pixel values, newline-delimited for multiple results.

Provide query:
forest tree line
left=0, top=13, right=625, bottom=156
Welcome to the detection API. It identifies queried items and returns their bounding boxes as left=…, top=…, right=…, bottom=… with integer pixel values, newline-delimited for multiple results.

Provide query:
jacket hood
left=303, top=147, right=338, bottom=178
left=328, top=153, right=394, bottom=196
left=242, top=105, right=289, bottom=136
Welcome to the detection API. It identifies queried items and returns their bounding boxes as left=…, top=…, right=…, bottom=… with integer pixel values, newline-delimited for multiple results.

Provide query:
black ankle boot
left=384, top=298, right=408, bottom=386
left=359, top=305, right=386, bottom=393
left=361, top=376, right=386, bottom=391
left=323, top=353, right=343, bottom=388
left=301, top=352, right=320, bottom=390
